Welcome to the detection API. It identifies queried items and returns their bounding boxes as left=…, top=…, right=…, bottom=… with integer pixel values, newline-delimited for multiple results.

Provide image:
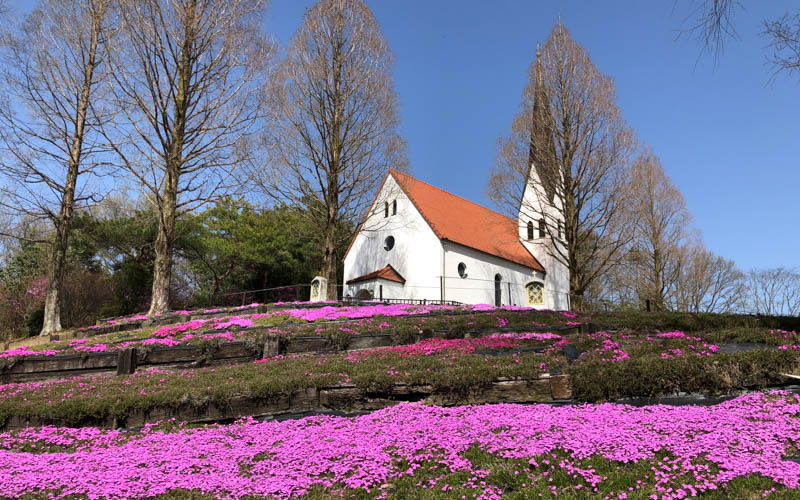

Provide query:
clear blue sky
left=7, top=0, right=798, bottom=271
left=264, top=0, right=800, bottom=272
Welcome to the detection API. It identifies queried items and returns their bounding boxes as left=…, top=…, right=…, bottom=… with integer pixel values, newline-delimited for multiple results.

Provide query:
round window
left=457, top=262, right=467, bottom=278
left=384, top=236, right=395, bottom=251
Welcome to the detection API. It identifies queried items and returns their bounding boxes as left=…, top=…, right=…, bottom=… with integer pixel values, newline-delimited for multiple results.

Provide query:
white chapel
left=342, top=168, right=570, bottom=310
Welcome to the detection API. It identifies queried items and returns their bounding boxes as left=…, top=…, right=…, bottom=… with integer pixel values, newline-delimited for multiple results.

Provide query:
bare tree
left=764, top=13, right=800, bottom=79
left=680, top=0, right=741, bottom=58
left=106, top=0, right=270, bottom=315
left=0, top=0, right=113, bottom=335
left=672, top=245, right=744, bottom=313
left=626, top=150, right=696, bottom=310
left=682, top=1, right=800, bottom=78
left=488, top=21, right=636, bottom=310
left=259, top=0, right=406, bottom=301
left=748, top=267, right=800, bottom=316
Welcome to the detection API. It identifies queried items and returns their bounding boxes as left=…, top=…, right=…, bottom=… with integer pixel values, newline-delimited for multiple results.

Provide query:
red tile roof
left=346, top=264, right=406, bottom=285
left=390, top=170, right=544, bottom=272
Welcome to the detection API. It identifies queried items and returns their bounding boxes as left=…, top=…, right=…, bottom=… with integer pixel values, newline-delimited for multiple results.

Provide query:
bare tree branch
left=0, top=0, right=114, bottom=335
left=256, top=0, right=407, bottom=300
left=106, top=0, right=272, bottom=315
left=488, top=21, right=636, bottom=310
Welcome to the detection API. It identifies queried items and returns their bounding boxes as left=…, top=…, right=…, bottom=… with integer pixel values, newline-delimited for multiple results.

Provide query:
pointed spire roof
left=527, top=45, right=559, bottom=205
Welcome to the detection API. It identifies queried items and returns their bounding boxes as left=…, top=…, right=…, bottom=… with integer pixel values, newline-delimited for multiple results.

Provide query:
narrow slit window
left=392, top=199, right=397, bottom=215
left=384, top=202, right=389, bottom=218
left=526, top=221, right=534, bottom=241
left=538, top=218, right=546, bottom=238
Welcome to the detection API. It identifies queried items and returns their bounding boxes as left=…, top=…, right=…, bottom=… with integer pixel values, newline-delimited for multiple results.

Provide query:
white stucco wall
left=441, top=241, right=550, bottom=307
left=345, top=278, right=405, bottom=300
left=343, top=174, right=443, bottom=301
left=518, top=165, right=571, bottom=310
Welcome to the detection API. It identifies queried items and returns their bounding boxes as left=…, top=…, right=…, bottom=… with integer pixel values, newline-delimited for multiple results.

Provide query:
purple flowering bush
left=1, top=392, right=799, bottom=498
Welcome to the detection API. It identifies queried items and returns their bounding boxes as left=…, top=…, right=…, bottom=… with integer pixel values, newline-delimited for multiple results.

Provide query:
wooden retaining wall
left=1, top=326, right=582, bottom=384
left=2, top=374, right=573, bottom=430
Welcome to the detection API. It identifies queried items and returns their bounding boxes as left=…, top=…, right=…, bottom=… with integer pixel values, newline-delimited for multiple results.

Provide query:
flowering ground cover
left=0, top=334, right=563, bottom=427
left=1, top=392, right=799, bottom=499
left=564, top=328, right=800, bottom=401
left=1, top=323, right=799, bottom=428
left=0, top=305, right=578, bottom=361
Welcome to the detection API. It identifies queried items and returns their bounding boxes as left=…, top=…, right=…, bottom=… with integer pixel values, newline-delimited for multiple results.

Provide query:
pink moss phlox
left=213, top=316, right=253, bottom=330
left=656, top=331, right=688, bottom=339
left=0, top=346, right=63, bottom=358
left=0, top=392, right=798, bottom=498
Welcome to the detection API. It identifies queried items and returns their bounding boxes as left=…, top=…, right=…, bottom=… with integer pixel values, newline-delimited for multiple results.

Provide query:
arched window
left=384, top=202, right=389, bottom=218
left=494, top=274, right=502, bottom=307
left=557, top=221, right=562, bottom=240
left=526, top=282, right=544, bottom=306
left=392, top=199, right=397, bottom=215
left=538, top=218, right=546, bottom=238
left=526, top=221, right=534, bottom=241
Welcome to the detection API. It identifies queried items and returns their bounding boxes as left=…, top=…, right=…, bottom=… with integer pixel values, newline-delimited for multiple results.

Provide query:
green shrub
left=26, top=307, right=44, bottom=337
left=568, top=349, right=798, bottom=402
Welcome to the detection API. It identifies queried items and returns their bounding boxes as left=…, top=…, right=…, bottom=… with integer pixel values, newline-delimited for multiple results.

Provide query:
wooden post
left=263, top=335, right=281, bottom=359
left=116, top=348, right=137, bottom=375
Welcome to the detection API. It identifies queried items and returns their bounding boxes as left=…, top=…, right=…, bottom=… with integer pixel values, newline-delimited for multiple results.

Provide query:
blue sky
left=7, top=0, right=799, bottom=271
left=263, top=0, right=800, bottom=272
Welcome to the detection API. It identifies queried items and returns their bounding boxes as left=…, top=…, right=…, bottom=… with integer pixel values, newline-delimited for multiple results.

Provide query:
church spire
left=528, top=44, right=558, bottom=203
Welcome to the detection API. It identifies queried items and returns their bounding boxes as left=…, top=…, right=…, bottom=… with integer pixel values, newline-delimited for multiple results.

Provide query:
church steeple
left=527, top=44, right=558, bottom=204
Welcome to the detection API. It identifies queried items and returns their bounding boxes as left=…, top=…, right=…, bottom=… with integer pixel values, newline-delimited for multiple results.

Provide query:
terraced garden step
left=1, top=375, right=572, bottom=430
left=0, top=326, right=578, bottom=384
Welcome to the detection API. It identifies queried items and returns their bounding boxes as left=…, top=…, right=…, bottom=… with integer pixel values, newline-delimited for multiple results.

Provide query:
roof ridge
left=389, top=169, right=517, bottom=225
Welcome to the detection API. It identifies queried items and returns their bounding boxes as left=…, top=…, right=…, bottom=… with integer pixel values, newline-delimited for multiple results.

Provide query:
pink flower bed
left=254, top=303, right=540, bottom=323
left=0, top=346, right=63, bottom=359
left=0, top=393, right=798, bottom=498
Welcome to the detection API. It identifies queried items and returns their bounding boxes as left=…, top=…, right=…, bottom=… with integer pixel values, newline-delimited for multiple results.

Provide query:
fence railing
left=341, top=297, right=462, bottom=307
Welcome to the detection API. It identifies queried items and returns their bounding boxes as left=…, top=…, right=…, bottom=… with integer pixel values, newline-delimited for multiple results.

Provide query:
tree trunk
left=322, top=219, right=338, bottom=301
left=570, top=273, right=585, bottom=312
left=148, top=170, right=178, bottom=316
left=147, top=3, right=193, bottom=316
left=40, top=225, right=68, bottom=335
left=39, top=12, right=101, bottom=336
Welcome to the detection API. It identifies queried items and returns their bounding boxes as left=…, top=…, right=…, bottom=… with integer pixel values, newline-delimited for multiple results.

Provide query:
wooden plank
left=214, top=343, right=252, bottom=359
left=1, top=378, right=568, bottom=430
left=285, top=336, right=333, bottom=353
left=2, top=367, right=118, bottom=384
left=6, top=353, right=118, bottom=374
left=144, top=346, right=201, bottom=364
left=348, top=334, right=393, bottom=350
